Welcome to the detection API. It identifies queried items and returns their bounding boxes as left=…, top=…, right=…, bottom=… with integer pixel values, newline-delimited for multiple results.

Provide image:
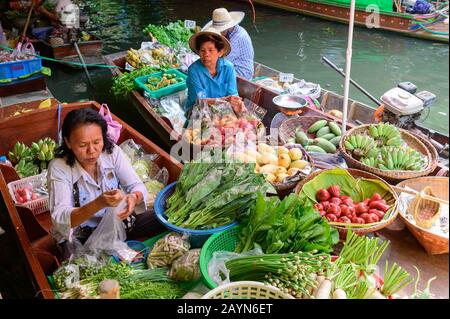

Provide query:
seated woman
left=184, top=27, right=244, bottom=113
left=48, top=108, right=164, bottom=259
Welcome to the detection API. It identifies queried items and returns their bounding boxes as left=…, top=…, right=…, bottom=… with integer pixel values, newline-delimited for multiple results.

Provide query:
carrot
left=314, top=278, right=333, bottom=299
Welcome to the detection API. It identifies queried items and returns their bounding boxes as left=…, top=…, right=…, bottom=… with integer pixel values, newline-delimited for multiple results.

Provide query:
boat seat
left=15, top=206, right=61, bottom=275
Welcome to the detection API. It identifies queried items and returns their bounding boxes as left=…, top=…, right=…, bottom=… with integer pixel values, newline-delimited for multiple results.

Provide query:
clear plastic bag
left=119, top=139, right=147, bottom=163
left=168, top=248, right=201, bottom=281
left=207, top=248, right=264, bottom=286
left=83, top=199, right=138, bottom=263
left=146, top=232, right=191, bottom=269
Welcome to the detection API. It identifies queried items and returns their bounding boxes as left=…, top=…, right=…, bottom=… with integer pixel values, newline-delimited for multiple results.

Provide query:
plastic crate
left=7, top=172, right=49, bottom=215
left=154, top=182, right=238, bottom=248
left=135, top=68, right=187, bottom=99
left=0, top=58, right=43, bottom=81
left=199, top=225, right=240, bottom=289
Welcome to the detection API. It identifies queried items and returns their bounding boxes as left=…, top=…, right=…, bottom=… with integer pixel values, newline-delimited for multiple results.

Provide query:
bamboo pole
left=341, top=0, right=356, bottom=136
left=22, top=3, right=35, bottom=39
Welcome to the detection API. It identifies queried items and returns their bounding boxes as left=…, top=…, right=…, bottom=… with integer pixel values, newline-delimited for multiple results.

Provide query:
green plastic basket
left=135, top=68, right=187, bottom=99
left=199, top=225, right=241, bottom=289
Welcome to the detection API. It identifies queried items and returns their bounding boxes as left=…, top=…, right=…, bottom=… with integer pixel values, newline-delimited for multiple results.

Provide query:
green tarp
left=324, top=0, right=393, bottom=12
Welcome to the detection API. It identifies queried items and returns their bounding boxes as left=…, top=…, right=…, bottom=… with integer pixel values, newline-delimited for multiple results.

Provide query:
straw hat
left=202, top=8, right=245, bottom=32
left=188, top=27, right=231, bottom=56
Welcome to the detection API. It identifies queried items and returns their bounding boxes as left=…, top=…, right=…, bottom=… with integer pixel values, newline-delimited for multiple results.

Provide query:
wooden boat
left=243, top=0, right=449, bottom=43
left=0, top=100, right=183, bottom=298
left=31, top=36, right=104, bottom=68
left=104, top=51, right=449, bottom=168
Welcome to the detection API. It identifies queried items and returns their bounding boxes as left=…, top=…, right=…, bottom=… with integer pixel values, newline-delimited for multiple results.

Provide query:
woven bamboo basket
left=295, top=168, right=399, bottom=238
left=201, top=281, right=295, bottom=299
left=339, top=124, right=436, bottom=184
left=396, top=176, right=449, bottom=255
left=272, top=143, right=315, bottom=192
left=278, top=115, right=333, bottom=146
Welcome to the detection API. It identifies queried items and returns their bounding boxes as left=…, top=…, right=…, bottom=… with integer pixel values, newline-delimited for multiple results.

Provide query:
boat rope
left=411, top=21, right=449, bottom=35
left=0, top=44, right=121, bottom=69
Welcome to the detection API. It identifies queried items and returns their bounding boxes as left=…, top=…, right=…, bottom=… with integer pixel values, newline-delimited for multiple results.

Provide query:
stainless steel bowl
left=272, top=94, right=307, bottom=115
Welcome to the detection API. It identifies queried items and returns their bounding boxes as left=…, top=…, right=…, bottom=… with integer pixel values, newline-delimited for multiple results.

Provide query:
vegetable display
left=289, top=119, right=342, bottom=154
left=112, top=66, right=157, bottom=97
left=126, top=46, right=180, bottom=70
left=165, top=151, right=274, bottom=229
left=229, top=143, right=312, bottom=185
left=168, top=248, right=201, bottom=281
left=145, top=72, right=184, bottom=91
left=142, top=20, right=195, bottom=49
left=344, top=123, right=426, bottom=171
left=146, top=232, right=190, bottom=269
left=236, top=193, right=339, bottom=254
left=314, top=185, right=391, bottom=224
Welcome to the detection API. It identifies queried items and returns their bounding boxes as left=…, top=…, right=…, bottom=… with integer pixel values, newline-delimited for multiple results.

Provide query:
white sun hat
left=202, top=8, right=245, bottom=32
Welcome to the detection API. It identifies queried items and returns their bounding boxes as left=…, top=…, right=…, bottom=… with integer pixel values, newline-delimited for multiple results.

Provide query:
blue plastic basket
left=0, top=58, right=43, bottom=81
left=154, top=182, right=238, bottom=248
left=135, top=68, right=187, bottom=99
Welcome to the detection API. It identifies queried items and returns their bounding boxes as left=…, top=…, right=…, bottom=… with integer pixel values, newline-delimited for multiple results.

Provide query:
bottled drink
left=0, top=156, right=12, bottom=167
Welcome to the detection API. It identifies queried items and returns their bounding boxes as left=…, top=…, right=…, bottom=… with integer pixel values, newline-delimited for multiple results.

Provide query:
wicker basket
left=294, top=168, right=399, bottom=237
left=278, top=115, right=332, bottom=145
left=201, top=281, right=295, bottom=299
left=396, top=176, right=449, bottom=255
left=7, top=173, right=49, bottom=215
left=339, top=124, right=435, bottom=184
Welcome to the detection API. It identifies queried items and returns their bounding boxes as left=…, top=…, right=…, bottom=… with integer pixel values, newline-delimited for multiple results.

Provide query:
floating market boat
left=103, top=51, right=449, bottom=172
left=0, top=100, right=183, bottom=298
left=243, top=0, right=449, bottom=43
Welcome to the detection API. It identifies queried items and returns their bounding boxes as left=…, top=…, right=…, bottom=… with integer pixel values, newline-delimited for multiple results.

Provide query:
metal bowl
left=272, top=94, right=307, bottom=115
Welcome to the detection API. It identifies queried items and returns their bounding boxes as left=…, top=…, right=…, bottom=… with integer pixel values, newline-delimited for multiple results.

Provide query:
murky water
left=47, top=0, right=449, bottom=137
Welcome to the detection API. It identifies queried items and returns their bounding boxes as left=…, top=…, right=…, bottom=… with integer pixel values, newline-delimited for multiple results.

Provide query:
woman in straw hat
left=203, top=8, right=254, bottom=80
left=185, top=27, right=244, bottom=113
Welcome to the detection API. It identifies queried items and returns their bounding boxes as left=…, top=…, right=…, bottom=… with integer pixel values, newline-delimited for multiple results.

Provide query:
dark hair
left=55, top=108, right=114, bottom=166
left=196, top=34, right=225, bottom=52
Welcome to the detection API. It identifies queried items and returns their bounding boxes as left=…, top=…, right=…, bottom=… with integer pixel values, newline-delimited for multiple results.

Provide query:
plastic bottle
left=0, top=156, right=12, bottom=167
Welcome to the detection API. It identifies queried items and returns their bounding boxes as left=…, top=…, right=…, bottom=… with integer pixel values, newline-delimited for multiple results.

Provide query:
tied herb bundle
left=112, top=66, right=158, bottom=97
left=236, top=193, right=339, bottom=254
left=165, top=152, right=274, bottom=229
left=225, top=251, right=331, bottom=298
left=142, top=20, right=195, bottom=49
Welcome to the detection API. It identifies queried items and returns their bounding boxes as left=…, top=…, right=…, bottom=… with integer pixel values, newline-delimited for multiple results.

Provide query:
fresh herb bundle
left=112, top=66, right=157, bottom=97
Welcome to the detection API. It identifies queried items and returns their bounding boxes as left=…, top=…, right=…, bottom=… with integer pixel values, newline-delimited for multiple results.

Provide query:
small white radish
left=314, top=278, right=333, bottom=299
left=370, top=289, right=387, bottom=299
left=312, top=275, right=325, bottom=297
left=332, top=288, right=347, bottom=299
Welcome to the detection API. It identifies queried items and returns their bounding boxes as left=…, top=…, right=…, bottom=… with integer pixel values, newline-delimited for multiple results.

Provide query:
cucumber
left=307, top=120, right=328, bottom=133
left=305, top=145, right=327, bottom=154
left=316, top=126, right=331, bottom=138
left=329, top=136, right=342, bottom=147
left=320, top=133, right=336, bottom=141
left=295, top=130, right=309, bottom=146
left=328, top=122, right=342, bottom=136
left=314, top=137, right=337, bottom=153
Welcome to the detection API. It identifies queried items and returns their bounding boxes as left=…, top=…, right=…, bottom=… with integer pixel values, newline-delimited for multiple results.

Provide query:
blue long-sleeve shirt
left=184, top=57, right=238, bottom=111
left=225, top=25, right=254, bottom=80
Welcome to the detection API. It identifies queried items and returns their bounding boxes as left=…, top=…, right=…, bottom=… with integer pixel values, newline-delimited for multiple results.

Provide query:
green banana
left=368, top=125, right=379, bottom=138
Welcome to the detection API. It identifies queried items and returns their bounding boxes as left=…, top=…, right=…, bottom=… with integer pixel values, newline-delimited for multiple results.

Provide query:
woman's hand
left=117, top=193, right=139, bottom=220
left=229, top=96, right=245, bottom=113
left=98, top=189, right=124, bottom=208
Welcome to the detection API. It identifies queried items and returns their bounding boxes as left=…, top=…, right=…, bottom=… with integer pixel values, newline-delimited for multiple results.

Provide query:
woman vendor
left=48, top=108, right=164, bottom=259
left=184, top=27, right=244, bottom=114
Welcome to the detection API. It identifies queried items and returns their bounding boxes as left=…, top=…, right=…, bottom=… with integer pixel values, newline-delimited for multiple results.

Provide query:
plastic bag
left=146, top=232, right=191, bottom=269
left=168, top=248, right=201, bottom=281
left=207, top=248, right=264, bottom=286
left=119, top=139, right=146, bottom=162
left=83, top=199, right=138, bottom=263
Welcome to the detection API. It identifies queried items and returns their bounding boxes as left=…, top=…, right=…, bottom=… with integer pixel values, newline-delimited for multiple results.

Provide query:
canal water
left=45, top=0, right=449, bottom=141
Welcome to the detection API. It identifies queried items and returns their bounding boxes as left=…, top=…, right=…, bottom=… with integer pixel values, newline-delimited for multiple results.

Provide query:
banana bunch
left=126, top=49, right=145, bottom=69
left=368, top=122, right=402, bottom=147
left=378, top=148, right=424, bottom=171
left=344, top=134, right=378, bottom=160
left=8, top=142, right=34, bottom=165
left=14, top=159, right=39, bottom=178
left=31, top=138, right=56, bottom=170
left=360, top=156, right=379, bottom=168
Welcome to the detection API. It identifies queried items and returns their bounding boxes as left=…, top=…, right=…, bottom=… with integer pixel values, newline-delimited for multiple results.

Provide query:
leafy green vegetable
left=112, top=66, right=157, bottom=97
left=236, top=193, right=339, bottom=254
left=143, top=20, right=195, bottom=50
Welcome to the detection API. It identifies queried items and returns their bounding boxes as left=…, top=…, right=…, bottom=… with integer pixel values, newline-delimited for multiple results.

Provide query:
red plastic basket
left=7, top=172, right=49, bottom=215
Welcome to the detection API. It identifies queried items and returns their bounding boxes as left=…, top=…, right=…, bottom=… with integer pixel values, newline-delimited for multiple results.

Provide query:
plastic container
left=135, top=68, right=187, bottom=99
left=154, top=182, right=239, bottom=248
left=0, top=58, right=43, bottom=81
left=7, top=172, right=49, bottom=215
left=0, top=156, right=13, bottom=167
